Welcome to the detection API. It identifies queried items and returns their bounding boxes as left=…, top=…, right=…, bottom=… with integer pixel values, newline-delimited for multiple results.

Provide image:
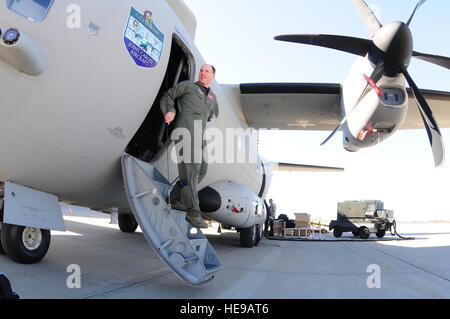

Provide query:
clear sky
left=183, top=0, right=450, bottom=222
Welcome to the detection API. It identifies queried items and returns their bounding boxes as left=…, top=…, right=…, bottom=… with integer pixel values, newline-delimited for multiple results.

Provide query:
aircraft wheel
left=118, top=213, right=138, bottom=233
left=1, top=224, right=51, bottom=264
left=0, top=229, right=6, bottom=255
left=255, top=224, right=263, bottom=245
left=359, top=227, right=370, bottom=239
left=240, top=224, right=256, bottom=248
left=352, top=231, right=359, bottom=237
left=333, top=227, right=342, bottom=238
left=0, top=205, right=5, bottom=255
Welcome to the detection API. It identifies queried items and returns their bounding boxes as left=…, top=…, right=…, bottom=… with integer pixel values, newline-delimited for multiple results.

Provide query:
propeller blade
left=351, top=0, right=382, bottom=38
left=361, top=60, right=385, bottom=99
left=321, top=60, right=384, bottom=146
left=407, top=0, right=427, bottom=26
left=400, top=65, right=445, bottom=168
left=413, top=50, right=450, bottom=69
left=274, top=34, right=372, bottom=57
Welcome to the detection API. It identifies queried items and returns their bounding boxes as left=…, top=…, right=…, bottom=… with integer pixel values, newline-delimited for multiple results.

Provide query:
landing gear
left=240, top=224, right=257, bottom=247
left=0, top=198, right=5, bottom=255
left=0, top=224, right=51, bottom=264
left=118, top=213, right=138, bottom=233
left=255, top=224, right=263, bottom=246
left=0, top=229, right=6, bottom=255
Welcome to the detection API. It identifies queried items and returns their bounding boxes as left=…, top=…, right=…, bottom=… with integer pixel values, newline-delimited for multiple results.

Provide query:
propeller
left=351, top=0, right=382, bottom=38
left=406, top=0, right=426, bottom=26
left=401, top=65, right=445, bottom=168
left=274, top=0, right=449, bottom=167
left=320, top=59, right=384, bottom=146
left=273, top=34, right=372, bottom=57
left=412, top=51, right=450, bottom=69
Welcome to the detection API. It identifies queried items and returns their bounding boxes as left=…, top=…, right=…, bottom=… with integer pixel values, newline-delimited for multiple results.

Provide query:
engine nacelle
left=198, top=180, right=266, bottom=228
left=342, top=56, right=408, bottom=152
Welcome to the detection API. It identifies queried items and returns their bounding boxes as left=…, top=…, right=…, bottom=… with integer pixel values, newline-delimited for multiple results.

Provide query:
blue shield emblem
left=124, top=7, right=164, bottom=68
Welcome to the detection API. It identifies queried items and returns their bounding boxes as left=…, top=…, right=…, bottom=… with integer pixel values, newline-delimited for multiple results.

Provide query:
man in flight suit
left=160, top=64, right=218, bottom=228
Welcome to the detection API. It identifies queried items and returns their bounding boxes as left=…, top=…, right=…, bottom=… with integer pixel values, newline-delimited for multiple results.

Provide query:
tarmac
left=1, top=209, right=450, bottom=299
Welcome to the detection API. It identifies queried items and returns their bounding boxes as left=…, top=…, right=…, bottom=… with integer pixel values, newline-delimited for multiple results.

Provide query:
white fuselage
left=0, top=0, right=269, bottom=218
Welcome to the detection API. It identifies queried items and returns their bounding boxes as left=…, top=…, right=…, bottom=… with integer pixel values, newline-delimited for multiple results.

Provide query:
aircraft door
left=125, top=35, right=194, bottom=162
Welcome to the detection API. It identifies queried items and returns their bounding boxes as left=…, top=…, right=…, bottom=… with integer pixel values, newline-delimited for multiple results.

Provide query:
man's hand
left=165, top=112, right=175, bottom=125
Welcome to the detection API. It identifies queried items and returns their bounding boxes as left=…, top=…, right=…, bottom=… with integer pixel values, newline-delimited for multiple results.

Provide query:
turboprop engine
left=198, top=181, right=267, bottom=229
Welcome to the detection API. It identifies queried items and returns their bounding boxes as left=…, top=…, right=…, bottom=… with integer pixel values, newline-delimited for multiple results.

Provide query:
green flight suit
left=160, top=80, right=218, bottom=216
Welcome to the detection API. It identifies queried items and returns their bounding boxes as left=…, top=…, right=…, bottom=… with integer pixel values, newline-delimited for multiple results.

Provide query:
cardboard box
left=294, top=213, right=310, bottom=229
left=273, top=220, right=285, bottom=229
left=294, top=221, right=310, bottom=228
left=294, top=213, right=311, bottom=222
left=272, top=221, right=285, bottom=237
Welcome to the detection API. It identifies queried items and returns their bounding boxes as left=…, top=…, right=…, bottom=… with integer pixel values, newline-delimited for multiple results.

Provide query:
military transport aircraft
left=0, top=0, right=448, bottom=286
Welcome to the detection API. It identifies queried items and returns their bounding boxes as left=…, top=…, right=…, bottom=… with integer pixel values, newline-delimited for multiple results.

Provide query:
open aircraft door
left=121, top=154, right=223, bottom=286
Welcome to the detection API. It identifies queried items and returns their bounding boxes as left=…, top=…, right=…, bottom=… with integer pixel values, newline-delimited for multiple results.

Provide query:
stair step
left=121, top=154, right=223, bottom=286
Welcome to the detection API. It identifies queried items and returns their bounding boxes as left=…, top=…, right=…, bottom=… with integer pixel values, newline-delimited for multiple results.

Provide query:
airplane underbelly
left=0, top=130, right=129, bottom=210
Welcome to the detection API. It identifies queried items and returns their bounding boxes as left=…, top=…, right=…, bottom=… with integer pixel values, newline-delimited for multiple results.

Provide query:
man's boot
left=167, top=184, right=186, bottom=211
left=185, top=212, right=208, bottom=229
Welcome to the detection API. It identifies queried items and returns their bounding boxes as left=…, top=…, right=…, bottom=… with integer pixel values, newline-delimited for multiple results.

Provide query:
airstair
left=121, top=154, right=223, bottom=286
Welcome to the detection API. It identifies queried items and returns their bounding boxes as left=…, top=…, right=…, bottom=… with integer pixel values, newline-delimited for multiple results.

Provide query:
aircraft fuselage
left=0, top=0, right=269, bottom=222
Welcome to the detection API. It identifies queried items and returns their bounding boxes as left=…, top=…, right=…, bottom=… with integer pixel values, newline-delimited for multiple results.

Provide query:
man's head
left=198, top=64, right=215, bottom=87
left=269, top=199, right=273, bottom=204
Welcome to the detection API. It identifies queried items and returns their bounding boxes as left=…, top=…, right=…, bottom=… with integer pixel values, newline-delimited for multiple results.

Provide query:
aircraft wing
left=401, top=89, right=450, bottom=129
left=274, top=162, right=344, bottom=173
left=222, top=83, right=341, bottom=130
left=222, top=83, right=450, bottom=131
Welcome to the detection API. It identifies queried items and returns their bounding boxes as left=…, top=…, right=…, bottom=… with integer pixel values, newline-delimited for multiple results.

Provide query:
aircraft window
left=6, top=0, right=54, bottom=23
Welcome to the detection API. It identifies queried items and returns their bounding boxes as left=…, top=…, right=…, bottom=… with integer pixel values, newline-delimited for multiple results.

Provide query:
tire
left=0, top=205, right=5, bottom=255
left=118, top=213, right=138, bottom=233
left=352, top=231, right=359, bottom=237
left=1, top=224, right=51, bottom=264
left=359, top=227, right=370, bottom=239
left=376, top=229, right=386, bottom=238
left=333, top=227, right=342, bottom=238
left=255, top=224, right=263, bottom=245
left=240, top=225, right=256, bottom=248
left=0, top=229, right=6, bottom=255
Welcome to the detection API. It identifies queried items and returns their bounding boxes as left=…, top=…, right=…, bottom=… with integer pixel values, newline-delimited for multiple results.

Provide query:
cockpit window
left=6, top=0, right=54, bottom=23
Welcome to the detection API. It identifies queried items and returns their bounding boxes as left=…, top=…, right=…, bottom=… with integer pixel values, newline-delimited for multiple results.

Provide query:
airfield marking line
left=79, top=242, right=237, bottom=299
left=366, top=244, right=450, bottom=283
left=80, top=270, right=174, bottom=299
left=257, top=243, right=280, bottom=247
